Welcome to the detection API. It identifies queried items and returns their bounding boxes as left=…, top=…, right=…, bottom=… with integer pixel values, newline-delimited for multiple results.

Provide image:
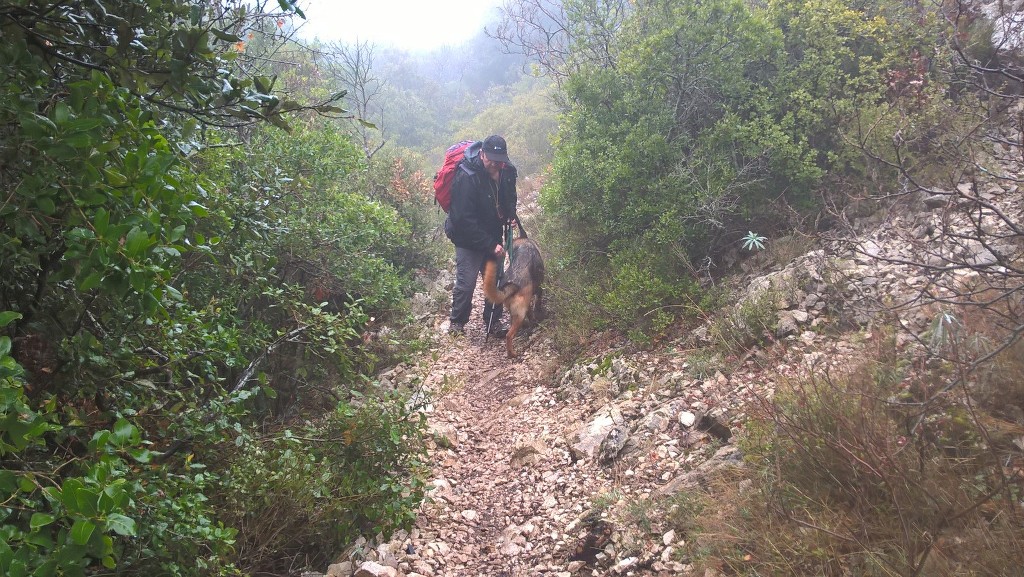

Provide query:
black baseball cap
left=481, top=135, right=511, bottom=164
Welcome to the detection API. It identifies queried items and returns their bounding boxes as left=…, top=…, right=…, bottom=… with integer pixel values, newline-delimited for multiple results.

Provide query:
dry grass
left=683, top=327, right=1024, bottom=576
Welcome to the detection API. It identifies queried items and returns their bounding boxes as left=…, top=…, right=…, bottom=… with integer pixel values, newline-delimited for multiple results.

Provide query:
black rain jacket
left=444, top=148, right=517, bottom=253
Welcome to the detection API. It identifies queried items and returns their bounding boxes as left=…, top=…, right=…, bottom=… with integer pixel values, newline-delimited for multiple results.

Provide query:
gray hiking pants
left=450, top=245, right=503, bottom=327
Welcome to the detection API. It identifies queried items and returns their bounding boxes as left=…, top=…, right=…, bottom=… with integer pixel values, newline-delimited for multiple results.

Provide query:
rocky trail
left=319, top=281, right=818, bottom=577
left=314, top=278, right=704, bottom=576
left=337, top=288, right=641, bottom=577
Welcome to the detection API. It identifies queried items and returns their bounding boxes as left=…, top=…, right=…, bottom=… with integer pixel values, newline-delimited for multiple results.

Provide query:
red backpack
left=433, top=140, right=476, bottom=212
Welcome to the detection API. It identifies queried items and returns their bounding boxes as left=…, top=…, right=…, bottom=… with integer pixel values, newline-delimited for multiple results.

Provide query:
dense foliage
left=539, top=0, right=927, bottom=337
left=0, top=1, right=433, bottom=575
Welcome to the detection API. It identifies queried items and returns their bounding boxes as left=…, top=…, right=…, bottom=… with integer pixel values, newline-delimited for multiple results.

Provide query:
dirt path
left=404, top=289, right=610, bottom=576
left=346, top=285, right=658, bottom=577
left=328, top=264, right=758, bottom=577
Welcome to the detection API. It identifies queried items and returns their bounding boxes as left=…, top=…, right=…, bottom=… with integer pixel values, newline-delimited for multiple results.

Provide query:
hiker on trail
left=444, top=135, right=518, bottom=337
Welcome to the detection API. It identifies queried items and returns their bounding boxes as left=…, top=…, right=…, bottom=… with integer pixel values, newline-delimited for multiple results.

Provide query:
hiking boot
left=448, top=322, right=465, bottom=336
left=486, top=320, right=509, bottom=338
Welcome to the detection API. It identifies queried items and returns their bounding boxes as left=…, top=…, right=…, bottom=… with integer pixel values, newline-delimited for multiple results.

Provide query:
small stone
left=776, top=312, right=799, bottom=337
left=615, top=557, right=639, bottom=571
left=353, top=561, right=396, bottom=577
left=567, top=561, right=587, bottom=572
left=412, top=560, right=434, bottom=575
left=679, top=411, right=697, bottom=428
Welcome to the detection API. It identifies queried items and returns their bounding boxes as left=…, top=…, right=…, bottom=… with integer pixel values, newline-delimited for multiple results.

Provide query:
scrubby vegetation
left=537, top=0, right=932, bottom=340
left=677, top=326, right=1024, bottom=576
left=0, top=2, right=440, bottom=574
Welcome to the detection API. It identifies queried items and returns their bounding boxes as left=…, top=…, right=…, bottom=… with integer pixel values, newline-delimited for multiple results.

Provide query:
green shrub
left=220, top=390, right=429, bottom=574
left=540, top=0, right=929, bottom=338
left=0, top=3, right=433, bottom=574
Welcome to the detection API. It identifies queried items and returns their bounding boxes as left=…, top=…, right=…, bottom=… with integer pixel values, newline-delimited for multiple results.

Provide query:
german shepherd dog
left=483, top=230, right=545, bottom=358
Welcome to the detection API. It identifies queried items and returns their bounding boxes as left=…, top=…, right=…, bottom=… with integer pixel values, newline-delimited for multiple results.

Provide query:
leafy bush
left=540, top=0, right=924, bottom=338
left=0, top=3, right=432, bottom=575
left=221, top=391, right=429, bottom=574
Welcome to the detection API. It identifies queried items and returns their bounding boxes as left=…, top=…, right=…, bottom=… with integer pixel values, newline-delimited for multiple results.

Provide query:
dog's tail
left=483, top=258, right=519, bottom=305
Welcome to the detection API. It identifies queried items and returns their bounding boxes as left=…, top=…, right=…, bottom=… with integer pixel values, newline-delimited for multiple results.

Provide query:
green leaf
left=97, top=138, right=121, bottom=153
left=63, top=132, right=94, bottom=149
left=94, top=208, right=109, bottom=236
left=102, top=168, right=127, bottom=186
left=29, top=512, right=56, bottom=530
left=18, top=474, right=35, bottom=492
left=169, top=224, right=186, bottom=242
left=0, top=337, right=10, bottom=357
left=69, top=519, right=96, bottom=545
left=124, top=227, right=151, bottom=257
left=66, top=118, right=106, bottom=131
left=35, top=197, right=56, bottom=215
left=28, top=113, right=57, bottom=134
left=104, top=513, right=136, bottom=536
left=78, top=272, right=102, bottom=292
left=73, top=486, right=99, bottom=517
left=0, top=312, right=22, bottom=328
left=59, top=478, right=83, bottom=506
left=41, top=486, right=61, bottom=505
left=110, top=418, right=137, bottom=446
left=188, top=202, right=209, bottom=216
left=53, top=102, right=71, bottom=124
left=128, top=448, right=153, bottom=463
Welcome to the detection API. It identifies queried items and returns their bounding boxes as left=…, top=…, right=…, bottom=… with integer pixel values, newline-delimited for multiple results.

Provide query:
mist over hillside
left=367, top=31, right=538, bottom=154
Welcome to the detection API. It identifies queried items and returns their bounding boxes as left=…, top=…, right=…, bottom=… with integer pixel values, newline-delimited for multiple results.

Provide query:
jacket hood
left=463, top=141, right=483, bottom=170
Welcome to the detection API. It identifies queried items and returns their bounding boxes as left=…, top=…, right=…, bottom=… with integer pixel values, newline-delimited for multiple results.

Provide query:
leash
left=486, top=220, right=515, bottom=341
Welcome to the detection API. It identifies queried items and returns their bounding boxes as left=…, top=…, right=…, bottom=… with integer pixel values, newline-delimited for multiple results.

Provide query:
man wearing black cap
left=444, top=135, right=518, bottom=336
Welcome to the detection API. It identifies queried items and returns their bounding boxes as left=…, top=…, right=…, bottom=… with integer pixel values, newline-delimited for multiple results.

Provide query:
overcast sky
left=295, top=0, right=506, bottom=52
